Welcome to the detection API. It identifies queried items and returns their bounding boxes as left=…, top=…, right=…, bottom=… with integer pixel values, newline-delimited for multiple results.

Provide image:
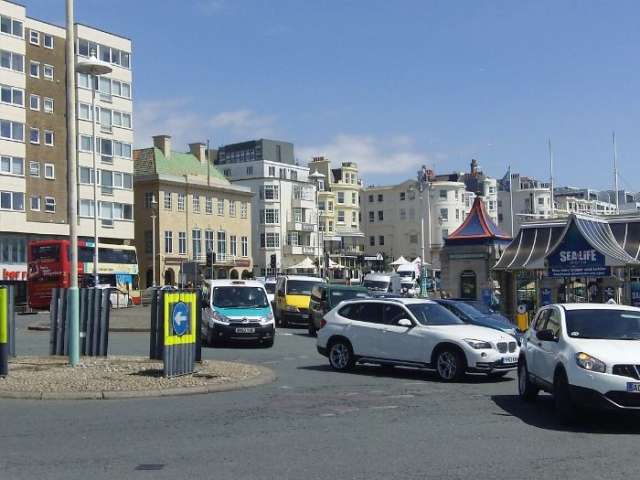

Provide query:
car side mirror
left=536, top=329, right=557, bottom=342
left=397, top=319, right=413, bottom=328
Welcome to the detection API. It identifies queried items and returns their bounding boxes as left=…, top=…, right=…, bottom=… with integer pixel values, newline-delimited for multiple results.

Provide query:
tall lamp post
left=65, top=0, right=80, bottom=366
left=150, top=195, right=158, bottom=286
left=416, top=166, right=431, bottom=297
left=76, top=54, right=112, bottom=287
left=309, top=170, right=325, bottom=277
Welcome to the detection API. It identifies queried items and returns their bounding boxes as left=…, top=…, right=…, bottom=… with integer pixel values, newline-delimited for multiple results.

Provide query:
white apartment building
left=215, top=139, right=321, bottom=277
left=497, top=172, right=552, bottom=236
left=0, top=0, right=133, bottom=294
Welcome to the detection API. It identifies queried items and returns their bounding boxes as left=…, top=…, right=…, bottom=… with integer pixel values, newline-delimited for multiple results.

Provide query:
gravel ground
left=0, top=356, right=262, bottom=393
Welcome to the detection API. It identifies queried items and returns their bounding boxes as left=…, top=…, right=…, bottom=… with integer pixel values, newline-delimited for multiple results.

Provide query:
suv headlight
left=464, top=339, right=493, bottom=350
left=212, top=310, right=231, bottom=323
left=575, top=352, right=606, bottom=373
left=285, top=305, right=299, bottom=312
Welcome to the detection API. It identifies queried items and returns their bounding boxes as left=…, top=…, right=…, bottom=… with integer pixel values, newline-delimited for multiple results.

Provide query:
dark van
left=308, top=284, right=370, bottom=336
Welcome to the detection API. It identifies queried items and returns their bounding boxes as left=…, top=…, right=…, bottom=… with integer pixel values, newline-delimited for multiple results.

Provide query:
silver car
left=141, top=285, right=178, bottom=306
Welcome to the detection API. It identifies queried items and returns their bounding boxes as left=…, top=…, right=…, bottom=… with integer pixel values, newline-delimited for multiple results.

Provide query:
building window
left=262, top=208, right=279, bottom=224
left=369, top=211, right=374, bottom=223
left=538, top=197, right=544, bottom=205
left=440, top=190, right=447, bottom=199
left=337, top=192, right=344, bottom=204
left=217, top=231, right=227, bottom=255
left=268, top=166, right=276, bottom=177
left=217, top=198, right=225, bottom=216
left=0, top=50, right=24, bottom=72
left=279, top=168, right=286, bottom=179
left=44, top=130, right=54, bottom=146
left=0, top=120, right=23, bottom=141
left=29, top=161, right=40, bottom=177
left=30, top=196, right=40, bottom=211
left=229, top=201, right=236, bottom=217
left=143, top=230, right=152, bottom=254
left=29, top=94, right=40, bottom=111
left=43, top=64, right=54, bottom=80
left=400, top=208, right=406, bottom=220
left=178, top=232, right=186, bottom=255
left=0, top=16, right=23, bottom=37
left=43, top=97, right=54, bottom=113
left=144, top=192, right=154, bottom=208
left=164, top=231, right=173, bottom=253
left=0, top=85, right=23, bottom=107
left=43, top=34, right=53, bottom=48
left=455, top=209, right=460, bottom=221
left=29, top=61, right=39, bottom=78
left=0, top=156, right=24, bottom=176
left=378, top=210, right=384, bottom=221
left=29, top=29, right=39, bottom=45
left=44, top=196, right=55, bottom=213
left=260, top=185, right=279, bottom=200
left=205, top=230, right=214, bottom=254
left=192, top=229, right=202, bottom=259
left=205, top=196, right=212, bottom=214
left=290, top=170, right=298, bottom=181
left=378, top=194, right=383, bottom=202
left=379, top=235, right=384, bottom=246
left=164, top=192, right=172, bottom=210
left=498, top=213, right=504, bottom=222
left=230, top=235, right=237, bottom=256
left=440, top=208, right=448, bottom=221
left=442, top=229, right=449, bottom=239
left=264, top=232, right=279, bottom=248
left=177, top=193, right=185, bottom=211
left=193, top=195, right=200, bottom=213
left=44, top=163, right=55, bottom=179
left=223, top=169, right=231, bottom=177
left=328, top=201, right=333, bottom=211
left=328, top=221, right=333, bottom=232
left=240, top=202, right=248, bottom=219
left=246, top=166, right=253, bottom=175
left=409, top=234, right=418, bottom=244
left=0, top=191, right=24, bottom=211
left=368, top=194, right=374, bottom=203
left=241, top=236, right=248, bottom=257
left=30, top=128, right=39, bottom=144
left=352, top=192, right=357, bottom=205
left=337, top=210, right=345, bottom=223
left=400, top=192, right=406, bottom=201
left=369, top=236, right=375, bottom=246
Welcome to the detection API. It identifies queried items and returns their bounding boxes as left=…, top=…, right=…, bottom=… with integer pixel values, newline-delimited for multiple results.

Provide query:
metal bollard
left=0, top=287, right=8, bottom=376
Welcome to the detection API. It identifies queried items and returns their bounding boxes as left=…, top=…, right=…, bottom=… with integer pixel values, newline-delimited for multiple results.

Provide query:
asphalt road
left=3, top=313, right=640, bottom=479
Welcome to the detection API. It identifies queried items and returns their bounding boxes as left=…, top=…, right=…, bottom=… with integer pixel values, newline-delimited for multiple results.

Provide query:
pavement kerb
left=27, top=325, right=149, bottom=333
left=0, top=364, right=276, bottom=401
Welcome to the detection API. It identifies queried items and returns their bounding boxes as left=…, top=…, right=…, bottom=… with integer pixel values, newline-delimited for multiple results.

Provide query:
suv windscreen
left=450, top=301, right=485, bottom=319
left=212, top=287, right=269, bottom=308
left=330, top=290, right=369, bottom=306
left=407, top=303, right=464, bottom=325
left=565, top=309, right=640, bottom=340
left=363, top=280, right=389, bottom=291
left=286, top=280, right=318, bottom=295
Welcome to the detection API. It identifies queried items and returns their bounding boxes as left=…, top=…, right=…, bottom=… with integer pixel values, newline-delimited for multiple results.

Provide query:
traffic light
left=206, top=250, right=216, bottom=268
left=270, top=254, right=277, bottom=270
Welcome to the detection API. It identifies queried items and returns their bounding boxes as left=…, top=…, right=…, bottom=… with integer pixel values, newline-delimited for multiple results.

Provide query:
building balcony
left=291, top=197, right=315, bottom=209
left=326, top=245, right=364, bottom=257
left=287, top=221, right=317, bottom=232
left=191, top=253, right=249, bottom=266
left=283, top=245, right=316, bottom=256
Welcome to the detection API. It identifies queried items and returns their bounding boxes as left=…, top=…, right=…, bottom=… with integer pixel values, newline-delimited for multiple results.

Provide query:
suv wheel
left=328, top=340, right=355, bottom=371
left=518, top=358, right=539, bottom=401
left=554, top=369, right=577, bottom=423
left=435, top=348, right=465, bottom=382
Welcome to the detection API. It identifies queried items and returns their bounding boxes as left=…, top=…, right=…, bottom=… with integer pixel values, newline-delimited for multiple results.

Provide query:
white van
left=362, top=272, right=402, bottom=295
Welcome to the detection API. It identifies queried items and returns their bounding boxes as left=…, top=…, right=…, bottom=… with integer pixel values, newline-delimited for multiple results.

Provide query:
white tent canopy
left=390, top=256, right=410, bottom=266
left=285, top=257, right=317, bottom=271
left=328, top=259, right=345, bottom=269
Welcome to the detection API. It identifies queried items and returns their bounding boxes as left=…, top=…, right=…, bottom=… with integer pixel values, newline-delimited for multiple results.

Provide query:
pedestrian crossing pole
left=0, top=287, right=8, bottom=377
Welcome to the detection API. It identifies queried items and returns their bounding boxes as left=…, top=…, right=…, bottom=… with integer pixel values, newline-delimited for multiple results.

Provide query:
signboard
left=481, top=288, right=492, bottom=307
left=547, top=223, right=610, bottom=278
left=541, top=288, right=552, bottom=306
left=631, top=281, right=640, bottom=307
left=163, top=292, right=197, bottom=377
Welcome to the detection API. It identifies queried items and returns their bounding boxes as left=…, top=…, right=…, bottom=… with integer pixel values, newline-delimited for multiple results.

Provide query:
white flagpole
left=548, top=138, right=554, bottom=218
left=508, top=165, right=514, bottom=236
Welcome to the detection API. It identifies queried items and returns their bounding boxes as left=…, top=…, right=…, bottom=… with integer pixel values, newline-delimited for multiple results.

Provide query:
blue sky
left=22, top=0, right=640, bottom=190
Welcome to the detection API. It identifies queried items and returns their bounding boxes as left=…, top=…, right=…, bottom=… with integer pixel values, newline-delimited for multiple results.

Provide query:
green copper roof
left=134, top=147, right=230, bottom=184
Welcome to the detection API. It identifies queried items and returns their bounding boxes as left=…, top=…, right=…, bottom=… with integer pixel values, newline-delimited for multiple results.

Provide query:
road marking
left=277, top=332, right=293, bottom=336
left=279, top=385, right=293, bottom=390
left=344, top=392, right=360, bottom=397
left=319, top=413, right=336, bottom=417
left=261, top=361, right=280, bottom=365
left=371, top=405, right=399, bottom=410
left=387, top=394, right=415, bottom=399
left=403, top=382, right=425, bottom=387
left=283, top=357, right=296, bottom=361
left=298, top=355, right=309, bottom=359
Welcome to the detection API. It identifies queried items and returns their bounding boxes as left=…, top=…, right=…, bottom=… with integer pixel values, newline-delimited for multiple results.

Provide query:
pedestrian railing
left=0, top=285, right=16, bottom=376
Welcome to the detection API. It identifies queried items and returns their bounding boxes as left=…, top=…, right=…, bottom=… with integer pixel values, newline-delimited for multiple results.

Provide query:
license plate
left=627, top=383, right=640, bottom=393
left=503, top=356, right=518, bottom=365
left=302, top=314, right=309, bottom=320
left=235, top=328, right=255, bottom=334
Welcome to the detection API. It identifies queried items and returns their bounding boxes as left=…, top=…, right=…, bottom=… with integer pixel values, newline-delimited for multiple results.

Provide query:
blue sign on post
left=541, top=288, right=552, bottom=306
left=547, top=222, right=609, bottom=278
left=172, top=301, right=190, bottom=337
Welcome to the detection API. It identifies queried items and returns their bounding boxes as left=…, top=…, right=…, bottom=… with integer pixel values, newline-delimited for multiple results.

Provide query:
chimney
left=189, top=142, right=207, bottom=164
left=153, top=135, right=171, bottom=157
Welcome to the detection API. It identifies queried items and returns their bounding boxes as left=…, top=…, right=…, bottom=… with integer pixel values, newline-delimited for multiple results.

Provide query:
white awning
left=328, top=259, right=345, bottom=269
left=285, top=257, right=317, bottom=271
left=390, top=256, right=410, bottom=266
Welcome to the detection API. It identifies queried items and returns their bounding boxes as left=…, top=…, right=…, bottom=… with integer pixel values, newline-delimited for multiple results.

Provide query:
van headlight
left=262, top=312, right=274, bottom=324
left=464, top=339, right=493, bottom=350
left=212, top=310, right=231, bottom=324
left=575, top=352, right=606, bottom=373
left=285, top=305, right=299, bottom=312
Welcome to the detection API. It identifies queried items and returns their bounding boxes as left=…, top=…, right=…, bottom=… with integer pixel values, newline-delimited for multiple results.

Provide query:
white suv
left=518, top=303, right=640, bottom=420
left=316, top=298, right=519, bottom=381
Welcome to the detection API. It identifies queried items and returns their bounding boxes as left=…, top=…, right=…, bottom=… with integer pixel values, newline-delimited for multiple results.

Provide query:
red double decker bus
left=27, top=240, right=139, bottom=309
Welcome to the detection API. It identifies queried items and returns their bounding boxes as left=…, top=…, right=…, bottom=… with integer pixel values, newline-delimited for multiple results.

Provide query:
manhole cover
left=135, top=464, right=165, bottom=471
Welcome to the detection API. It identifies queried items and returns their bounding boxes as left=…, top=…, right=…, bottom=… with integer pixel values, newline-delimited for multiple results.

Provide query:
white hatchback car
left=518, top=303, right=640, bottom=420
left=316, top=298, right=519, bottom=381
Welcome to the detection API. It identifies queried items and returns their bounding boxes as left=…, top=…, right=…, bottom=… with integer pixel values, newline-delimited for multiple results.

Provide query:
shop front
left=493, top=213, right=640, bottom=321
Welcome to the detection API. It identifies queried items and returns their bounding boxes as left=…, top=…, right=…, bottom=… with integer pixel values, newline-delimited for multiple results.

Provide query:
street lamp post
left=309, top=170, right=325, bottom=277
left=66, top=0, right=79, bottom=366
left=76, top=54, right=112, bottom=287
left=151, top=195, right=158, bottom=286
left=417, top=166, right=432, bottom=297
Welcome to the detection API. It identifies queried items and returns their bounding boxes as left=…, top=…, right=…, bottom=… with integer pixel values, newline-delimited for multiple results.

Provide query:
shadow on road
left=491, top=394, right=640, bottom=433
left=299, top=363, right=514, bottom=385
